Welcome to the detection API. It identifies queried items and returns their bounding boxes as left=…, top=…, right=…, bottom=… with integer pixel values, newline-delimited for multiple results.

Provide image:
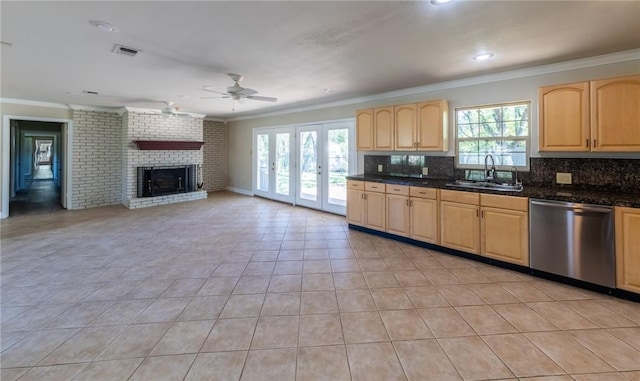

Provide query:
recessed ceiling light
left=473, top=52, right=494, bottom=61
left=89, top=20, right=118, bottom=33
left=430, top=0, right=452, bottom=5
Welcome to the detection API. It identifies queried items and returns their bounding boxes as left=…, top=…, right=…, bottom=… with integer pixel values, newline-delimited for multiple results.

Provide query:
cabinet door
left=394, top=104, right=417, bottom=151
left=346, top=188, right=365, bottom=226
left=386, top=194, right=410, bottom=237
left=410, top=197, right=438, bottom=244
left=538, top=82, right=590, bottom=151
left=365, top=191, right=386, bottom=231
left=615, top=207, right=640, bottom=293
left=481, top=207, right=529, bottom=266
left=417, top=100, right=448, bottom=151
left=374, top=107, right=394, bottom=150
left=356, top=109, right=374, bottom=151
left=440, top=201, right=480, bottom=254
left=591, top=75, right=640, bottom=152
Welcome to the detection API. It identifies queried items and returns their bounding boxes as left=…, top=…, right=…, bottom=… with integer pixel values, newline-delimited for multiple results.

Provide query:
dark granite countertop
left=346, top=174, right=640, bottom=208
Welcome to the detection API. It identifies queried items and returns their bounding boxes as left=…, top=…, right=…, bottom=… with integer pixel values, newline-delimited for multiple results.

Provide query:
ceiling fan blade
left=202, top=88, right=229, bottom=96
left=238, top=88, right=258, bottom=96
left=247, top=95, right=278, bottom=102
left=201, top=95, right=230, bottom=99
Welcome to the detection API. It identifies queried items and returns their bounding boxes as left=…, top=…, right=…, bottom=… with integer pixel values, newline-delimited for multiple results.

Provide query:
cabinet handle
left=586, top=139, right=590, bottom=148
left=481, top=210, right=484, bottom=218
left=593, top=139, right=597, bottom=147
left=410, top=200, right=413, bottom=207
left=405, top=199, right=409, bottom=206
left=476, top=209, right=479, bottom=218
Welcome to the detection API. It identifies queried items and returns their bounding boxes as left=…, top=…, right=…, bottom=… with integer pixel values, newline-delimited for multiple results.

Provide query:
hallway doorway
left=6, top=119, right=67, bottom=217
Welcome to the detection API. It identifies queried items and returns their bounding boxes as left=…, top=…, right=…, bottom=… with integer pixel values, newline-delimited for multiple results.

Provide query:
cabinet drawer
left=480, top=194, right=528, bottom=211
left=409, top=187, right=437, bottom=199
left=347, top=180, right=365, bottom=190
left=440, top=189, right=479, bottom=205
left=365, top=182, right=386, bottom=193
left=386, top=184, right=409, bottom=196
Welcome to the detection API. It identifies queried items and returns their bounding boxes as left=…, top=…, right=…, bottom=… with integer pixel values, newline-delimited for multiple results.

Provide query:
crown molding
left=0, top=98, right=71, bottom=109
left=123, top=106, right=206, bottom=119
left=226, top=48, right=640, bottom=122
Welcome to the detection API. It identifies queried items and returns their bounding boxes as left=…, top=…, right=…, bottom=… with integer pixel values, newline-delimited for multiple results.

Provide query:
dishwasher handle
left=530, top=199, right=612, bottom=214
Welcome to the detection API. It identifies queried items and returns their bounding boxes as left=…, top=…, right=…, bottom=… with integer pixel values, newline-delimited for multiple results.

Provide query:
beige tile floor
left=1, top=191, right=639, bottom=381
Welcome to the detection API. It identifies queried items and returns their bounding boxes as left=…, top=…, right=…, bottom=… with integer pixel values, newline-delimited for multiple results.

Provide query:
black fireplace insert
left=137, top=165, right=196, bottom=197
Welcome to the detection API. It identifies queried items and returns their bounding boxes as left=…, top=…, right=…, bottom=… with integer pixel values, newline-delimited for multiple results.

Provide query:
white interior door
left=253, top=127, right=294, bottom=204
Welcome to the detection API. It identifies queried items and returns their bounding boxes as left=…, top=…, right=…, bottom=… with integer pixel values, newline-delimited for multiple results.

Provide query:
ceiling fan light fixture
left=89, top=20, right=118, bottom=33
left=473, top=52, right=494, bottom=61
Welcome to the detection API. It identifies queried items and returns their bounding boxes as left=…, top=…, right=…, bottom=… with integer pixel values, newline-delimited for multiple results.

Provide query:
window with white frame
left=456, top=101, right=530, bottom=169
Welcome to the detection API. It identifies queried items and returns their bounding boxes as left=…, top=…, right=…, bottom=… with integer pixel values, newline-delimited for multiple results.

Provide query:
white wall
left=226, top=59, right=640, bottom=193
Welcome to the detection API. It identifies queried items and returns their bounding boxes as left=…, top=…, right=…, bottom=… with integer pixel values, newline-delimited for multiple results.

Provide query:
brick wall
left=71, top=110, right=122, bottom=209
left=122, top=112, right=206, bottom=208
left=203, top=120, right=226, bottom=192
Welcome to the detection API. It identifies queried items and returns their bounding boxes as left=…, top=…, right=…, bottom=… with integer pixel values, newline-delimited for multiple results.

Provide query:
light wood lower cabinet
left=410, top=187, right=439, bottom=244
left=479, top=194, right=529, bottom=266
left=440, top=192, right=480, bottom=254
left=615, top=206, right=640, bottom=293
left=346, top=180, right=386, bottom=231
left=440, top=191, right=529, bottom=264
left=386, top=185, right=410, bottom=237
left=346, top=182, right=365, bottom=226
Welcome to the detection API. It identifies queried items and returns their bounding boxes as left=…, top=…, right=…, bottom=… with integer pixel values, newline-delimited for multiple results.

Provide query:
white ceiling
left=2, top=1, right=639, bottom=119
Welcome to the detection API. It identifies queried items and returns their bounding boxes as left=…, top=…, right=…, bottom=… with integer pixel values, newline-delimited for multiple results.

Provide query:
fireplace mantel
left=134, top=140, right=204, bottom=150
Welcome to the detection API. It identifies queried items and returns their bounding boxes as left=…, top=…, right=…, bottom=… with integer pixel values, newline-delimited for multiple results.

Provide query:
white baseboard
left=225, top=186, right=254, bottom=196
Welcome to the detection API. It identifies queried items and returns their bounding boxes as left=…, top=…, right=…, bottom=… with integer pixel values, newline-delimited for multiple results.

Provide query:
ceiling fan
left=159, top=101, right=192, bottom=117
left=202, top=73, right=278, bottom=102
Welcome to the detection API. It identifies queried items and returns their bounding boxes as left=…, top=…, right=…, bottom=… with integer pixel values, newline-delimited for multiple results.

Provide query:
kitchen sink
left=446, top=180, right=523, bottom=192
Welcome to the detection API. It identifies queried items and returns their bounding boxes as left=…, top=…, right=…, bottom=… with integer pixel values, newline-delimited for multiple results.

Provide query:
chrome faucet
left=484, top=154, right=496, bottom=181
left=510, top=166, right=519, bottom=186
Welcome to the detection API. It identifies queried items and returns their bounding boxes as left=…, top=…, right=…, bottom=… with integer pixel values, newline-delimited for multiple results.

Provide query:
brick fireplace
left=122, top=110, right=207, bottom=209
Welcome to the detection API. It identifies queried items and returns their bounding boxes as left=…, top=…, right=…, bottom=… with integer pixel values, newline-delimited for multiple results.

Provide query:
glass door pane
left=275, top=132, right=290, bottom=196
left=299, top=130, right=318, bottom=201
left=326, top=127, right=349, bottom=207
left=256, top=133, right=269, bottom=192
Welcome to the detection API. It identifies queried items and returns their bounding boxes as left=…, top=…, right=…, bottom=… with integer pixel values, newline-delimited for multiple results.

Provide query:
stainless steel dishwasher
left=529, top=199, right=615, bottom=287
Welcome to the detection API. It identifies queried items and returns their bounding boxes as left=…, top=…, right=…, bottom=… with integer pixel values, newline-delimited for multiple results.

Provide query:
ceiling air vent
left=112, top=44, right=141, bottom=57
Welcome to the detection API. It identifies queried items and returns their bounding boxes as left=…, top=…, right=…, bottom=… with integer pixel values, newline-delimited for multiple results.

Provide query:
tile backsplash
left=364, top=155, right=640, bottom=193
left=364, top=155, right=455, bottom=179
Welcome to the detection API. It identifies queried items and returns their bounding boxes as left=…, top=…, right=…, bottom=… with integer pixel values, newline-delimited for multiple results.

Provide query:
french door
left=253, top=127, right=294, bottom=203
left=253, top=120, right=354, bottom=215
left=296, top=122, right=352, bottom=215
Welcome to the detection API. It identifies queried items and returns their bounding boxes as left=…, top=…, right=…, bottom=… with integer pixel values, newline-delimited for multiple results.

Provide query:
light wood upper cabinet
left=417, top=100, right=449, bottom=151
left=539, top=82, right=590, bottom=151
left=356, top=109, right=374, bottom=151
left=591, top=75, right=640, bottom=152
left=394, top=104, right=417, bottom=151
left=374, top=107, right=394, bottom=150
left=539, top=75, right=640, bottom=152
left=615, top=206, right=640, bottom=293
